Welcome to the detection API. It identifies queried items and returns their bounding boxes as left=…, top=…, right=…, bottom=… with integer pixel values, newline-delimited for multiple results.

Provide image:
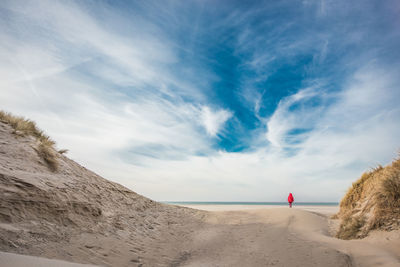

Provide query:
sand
left=0, top=121, right=205, bottom=266
left=0, top=251, right=97, bottom=267
left=1, top=121, right=400, bottom=266
left=176, top=204, right=339, bottom=215
left=170, top=207, right=400, bottom=267
left=2, top=207, right=400, bottom=266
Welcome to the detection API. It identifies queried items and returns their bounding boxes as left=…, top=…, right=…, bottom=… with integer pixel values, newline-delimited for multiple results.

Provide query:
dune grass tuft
left=337, top=216, right=366, bottom=240
left=58, top=149, right=69, bottom=154
left=37, top=140, right=58, bottom=171
left=0, top=110, right=41, bottom=137
left=0, top=110, right=60, bottom=171
left=336, top=156, right=400, bottom=239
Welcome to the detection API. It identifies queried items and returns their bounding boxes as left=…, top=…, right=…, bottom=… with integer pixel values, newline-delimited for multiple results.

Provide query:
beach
left=165, top=206, right=399, bottom=267
left=174, top=203, right=339, bottom=215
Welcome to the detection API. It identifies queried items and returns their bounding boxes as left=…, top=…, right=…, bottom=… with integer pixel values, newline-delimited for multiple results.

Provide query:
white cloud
left=200, top=106, right=232, bottom=136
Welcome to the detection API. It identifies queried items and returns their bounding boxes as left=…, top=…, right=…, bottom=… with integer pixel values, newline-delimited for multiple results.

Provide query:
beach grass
left=337, top=156, right=400, bottom=239
left=0, top=110, right=61, bottom=171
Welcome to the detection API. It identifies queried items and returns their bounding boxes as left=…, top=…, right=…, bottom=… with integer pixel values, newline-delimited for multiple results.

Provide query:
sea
left=165, top=201, right=338, bottom=206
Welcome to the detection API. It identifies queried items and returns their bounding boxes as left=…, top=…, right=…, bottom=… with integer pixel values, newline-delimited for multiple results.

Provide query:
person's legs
left=289, top=202, right=292, bottom=208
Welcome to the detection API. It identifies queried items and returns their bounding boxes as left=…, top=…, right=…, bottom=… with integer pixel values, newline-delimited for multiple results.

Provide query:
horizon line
left=163, top=201, right=339, bottom=205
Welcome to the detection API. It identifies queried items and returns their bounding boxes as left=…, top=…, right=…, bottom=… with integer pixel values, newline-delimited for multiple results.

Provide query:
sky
left=0, top=0, right=399, bottom=202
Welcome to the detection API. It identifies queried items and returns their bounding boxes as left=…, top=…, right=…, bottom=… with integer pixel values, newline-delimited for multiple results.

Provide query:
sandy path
left=172, top=208, right=399, bottom=267
left=176, top=204, right=339, bottom=215
left=176, top=208, right=350, bottom=267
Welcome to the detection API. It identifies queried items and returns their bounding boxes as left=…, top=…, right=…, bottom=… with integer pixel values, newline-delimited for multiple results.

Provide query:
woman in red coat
left=288, top=193, right=294, bottom=208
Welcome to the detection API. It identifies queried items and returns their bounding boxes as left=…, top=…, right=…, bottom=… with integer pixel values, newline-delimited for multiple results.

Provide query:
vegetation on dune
left=58, top=148, right=69, bottom=154
left=36, top=138, right=58, bottom=171
left=0, top=110, right=66, bottom=171
left=336, top=156, right=400, bottom=239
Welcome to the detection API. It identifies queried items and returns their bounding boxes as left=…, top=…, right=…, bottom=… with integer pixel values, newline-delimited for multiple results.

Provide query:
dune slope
left=0, top=121, right=204, bottom=266
left=337, top=157, right=400, bottom=239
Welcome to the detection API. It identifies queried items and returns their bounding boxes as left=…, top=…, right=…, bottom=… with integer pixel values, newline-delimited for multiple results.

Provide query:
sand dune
left=0, top=121, right=205, bottom=266
left=1, top=119, right=399, bottom=266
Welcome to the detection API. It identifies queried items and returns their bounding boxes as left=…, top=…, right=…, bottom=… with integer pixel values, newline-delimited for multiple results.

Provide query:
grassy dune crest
left=0, top=110, right=62, bottom=171
left=337, top=157, right=400, bottom=239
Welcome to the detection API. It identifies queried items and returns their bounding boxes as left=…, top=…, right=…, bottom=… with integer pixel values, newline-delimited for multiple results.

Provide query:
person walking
left=288, top=193, right=294, bottom=208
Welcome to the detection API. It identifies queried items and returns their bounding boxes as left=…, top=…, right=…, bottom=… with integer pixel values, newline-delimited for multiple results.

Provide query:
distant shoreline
left=164, top=201, right=339, bottom=206
left=166, top=202, right=340, bottom=215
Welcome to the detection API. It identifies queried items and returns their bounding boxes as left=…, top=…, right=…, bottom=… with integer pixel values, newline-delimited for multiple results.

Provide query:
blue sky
left=0, top=0, right=399, bottom=201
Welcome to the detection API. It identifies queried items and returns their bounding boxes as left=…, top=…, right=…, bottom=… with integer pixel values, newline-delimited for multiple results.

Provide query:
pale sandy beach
left=170, top=206, right=399, bottom=267
left=176, top=204, right=339, bottom=215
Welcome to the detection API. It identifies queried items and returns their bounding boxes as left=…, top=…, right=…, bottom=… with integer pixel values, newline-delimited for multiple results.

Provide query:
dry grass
left=37, top=138, right=58, bottom=171
left=58, top=149, right=69, bottom=154
left=336, top=157, right=400, bottom=239
left=337, top=216, right=366, bottom=240
left=0, top=110, right=42, bottom=137
left=0, top=110, right=60, bottom=171
left=339, top=166, right=382, bottom=211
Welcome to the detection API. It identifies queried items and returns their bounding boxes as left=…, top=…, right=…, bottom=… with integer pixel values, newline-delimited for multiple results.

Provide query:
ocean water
left=165, top=201, right=338, bottom=206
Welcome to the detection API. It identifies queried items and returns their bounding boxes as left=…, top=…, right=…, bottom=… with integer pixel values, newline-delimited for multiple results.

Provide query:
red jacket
left=288, top=193, right=294, bottom=203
